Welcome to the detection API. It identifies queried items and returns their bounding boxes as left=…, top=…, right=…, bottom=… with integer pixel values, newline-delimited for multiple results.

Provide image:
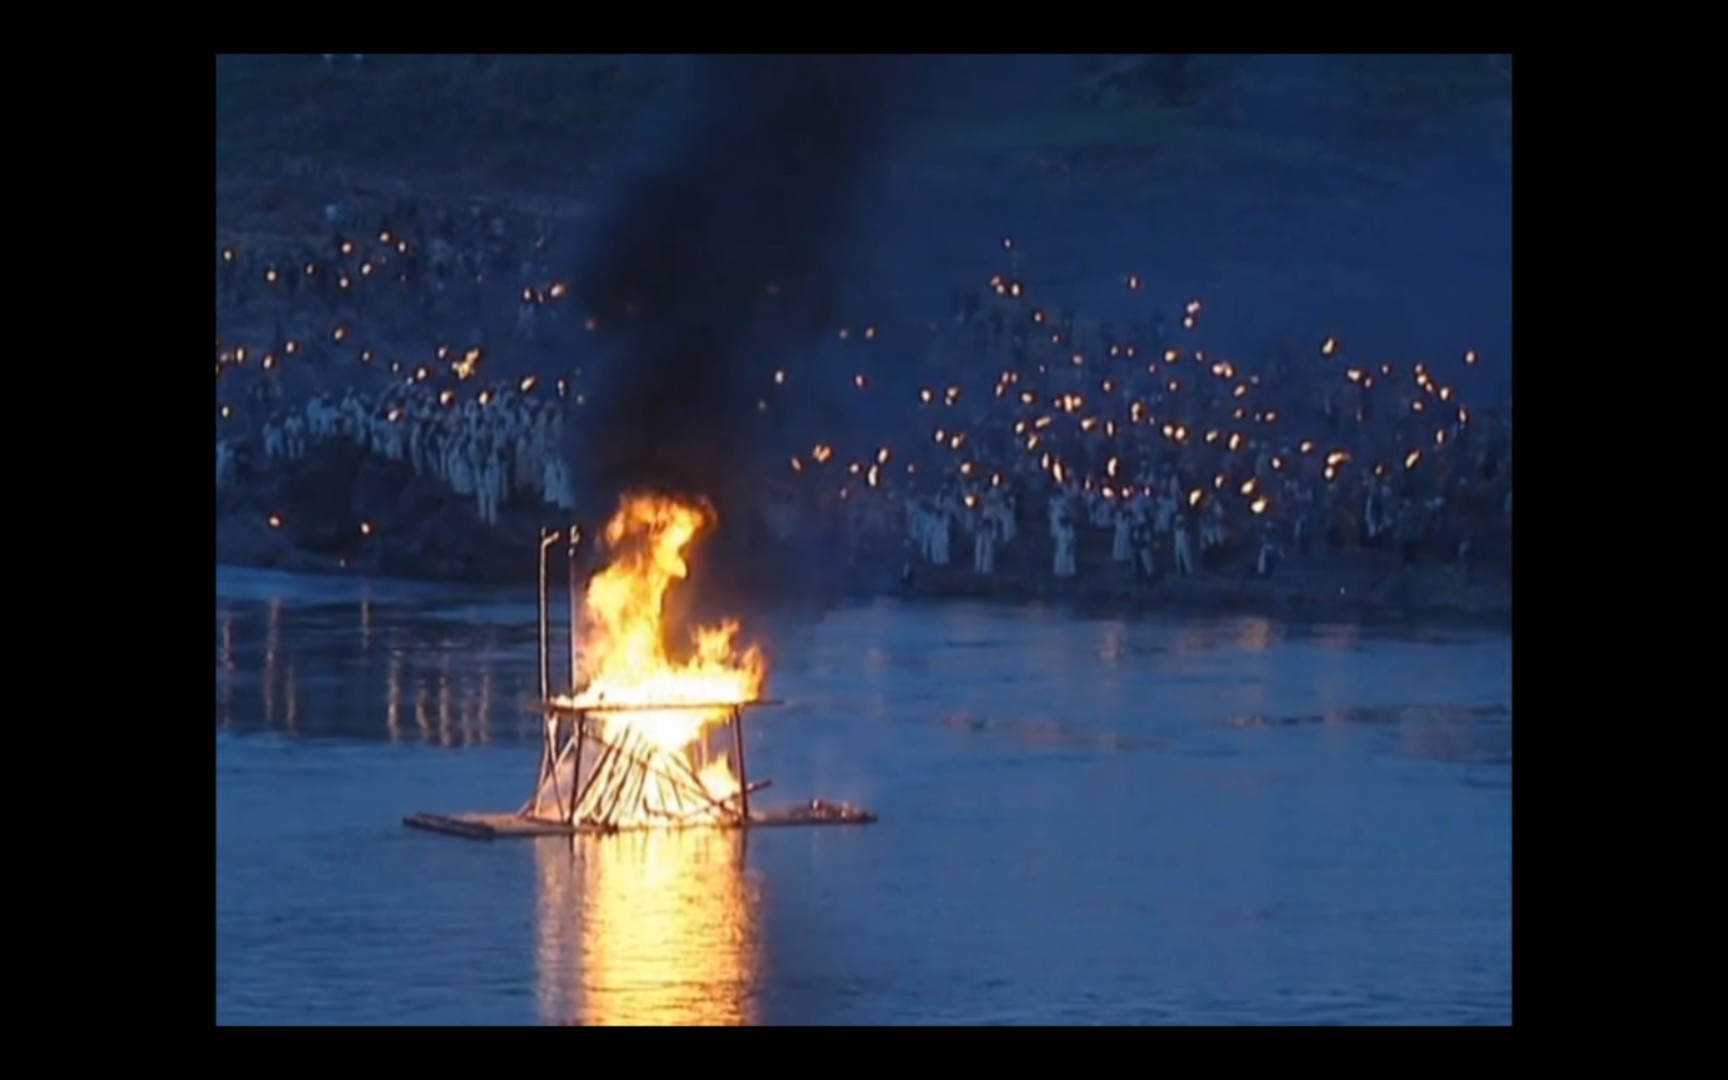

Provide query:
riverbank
left=216, top=485, right=1510, bottom=631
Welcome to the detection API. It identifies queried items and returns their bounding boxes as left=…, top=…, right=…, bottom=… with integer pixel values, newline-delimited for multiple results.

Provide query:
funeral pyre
left=540, top=493, right=767, bottom=830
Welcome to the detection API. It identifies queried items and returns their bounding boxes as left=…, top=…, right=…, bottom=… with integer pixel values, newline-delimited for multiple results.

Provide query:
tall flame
left=556, top=493, right=766, bottom=827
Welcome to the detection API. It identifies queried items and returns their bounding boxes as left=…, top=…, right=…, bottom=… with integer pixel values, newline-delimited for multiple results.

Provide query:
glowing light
left=1405, top=450, right=1422, bottom=469
left=415, top=366, right=429, bottom=381
left=1229, top=433, right=1243, bottom=451
left=865, top=327, right=876, bottom=340
left=1300, top=441, right=1314, bottom=454
left=1325, top=466, right=1337, bottom=481
left=557, top=379, right=568, bottom=398
left=1189, top=489, right=1202, bottom=507
left=454, top=348, right=481, bottom=380
left=812, top=444, right=833, bottom=464
left=774, top=370, right=786, bottom=386
left=854, top=374, right=867, bottom=389
left=440, top=390, right=455, bottom=406
left=1251, top=497, right=1269, bottom=515
left=1465, top=350, right=1479, bottom=365
left=1326, top=450, right=1351, bottom=467
left=1127, top=274, right=1140, bottom=290
left=877, top=447, right=891, bottom=464
left=790, top=457, right=803, bottom=472
left=265, top=268, right=279, bottom=284
left=520, top=376, right=538, bottom=392
left=546, top=494, right=766, bottom=828
left=550, top=283, right=567, bottom=299
left=1241, top=479, right=1258, bottom=496
left=333, top=326, right=348, bottom=341
left=220, top=405, right=232, bottom=419
left=360, top=522, right=373, bottom=536
left=480, top=390, right=493, bottom=406
left=268, top=515, right=282, bottom=528
left=1322, top=338, right=1337, bottom=356
left=920, top=388, right=933, bottom=403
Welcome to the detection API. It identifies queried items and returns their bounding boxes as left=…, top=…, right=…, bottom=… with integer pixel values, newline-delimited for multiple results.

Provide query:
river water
left=215, top=565, right=1511, bottom=1025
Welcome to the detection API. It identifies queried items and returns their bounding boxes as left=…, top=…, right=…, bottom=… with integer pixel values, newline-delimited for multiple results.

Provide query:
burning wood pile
left=539, top=493, right=769, bottom=831
left=406, top=490, right=875, bottom=839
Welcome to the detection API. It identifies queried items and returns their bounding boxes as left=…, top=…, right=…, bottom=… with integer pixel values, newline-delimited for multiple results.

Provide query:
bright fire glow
left=551, top=495, right=765, bottom=829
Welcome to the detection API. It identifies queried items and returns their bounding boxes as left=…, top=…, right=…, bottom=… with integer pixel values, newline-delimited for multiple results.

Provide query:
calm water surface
left=215, top=565, right=1511, bottom=1025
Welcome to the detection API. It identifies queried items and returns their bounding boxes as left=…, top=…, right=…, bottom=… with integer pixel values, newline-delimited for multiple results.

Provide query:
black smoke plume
left=567, top=56, right=921, bottom=596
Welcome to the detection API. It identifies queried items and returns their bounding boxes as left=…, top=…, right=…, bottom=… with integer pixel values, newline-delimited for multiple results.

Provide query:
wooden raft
left=404, top=801, right=877, bottom=841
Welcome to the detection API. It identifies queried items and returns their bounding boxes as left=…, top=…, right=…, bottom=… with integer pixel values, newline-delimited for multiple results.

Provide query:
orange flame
left=556, top=495, right=766, bottom=827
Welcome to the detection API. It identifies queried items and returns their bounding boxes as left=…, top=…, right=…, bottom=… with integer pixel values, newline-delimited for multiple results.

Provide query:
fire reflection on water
left=264, top=598, right=281, bottom=728
left=214, top=596, right=526, bottom=745
left=535, top=830, right=760, bottom=1026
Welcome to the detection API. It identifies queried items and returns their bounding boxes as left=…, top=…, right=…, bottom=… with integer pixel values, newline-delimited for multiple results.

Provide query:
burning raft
left=405, top=494, right=875, bottom=839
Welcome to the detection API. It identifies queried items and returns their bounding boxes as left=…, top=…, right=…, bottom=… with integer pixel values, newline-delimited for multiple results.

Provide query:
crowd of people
left=219, top=191, right=1512, bottom=591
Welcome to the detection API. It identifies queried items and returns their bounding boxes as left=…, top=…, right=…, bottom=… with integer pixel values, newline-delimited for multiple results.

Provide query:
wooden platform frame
left=403, top=525, right=877, bottom=839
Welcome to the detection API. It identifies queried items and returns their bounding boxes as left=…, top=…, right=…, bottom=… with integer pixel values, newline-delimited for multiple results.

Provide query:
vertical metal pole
left=732, top=706, right=750, bottom=825
left=532, top=529, right=558, bottom=817
left=567, top=526, right=581, bottom=694
left=538, top=528, right=555, bottom=704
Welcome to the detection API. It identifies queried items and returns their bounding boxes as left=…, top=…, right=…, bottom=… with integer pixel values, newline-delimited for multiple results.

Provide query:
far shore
left=216, top=516, right=1509, bottom=633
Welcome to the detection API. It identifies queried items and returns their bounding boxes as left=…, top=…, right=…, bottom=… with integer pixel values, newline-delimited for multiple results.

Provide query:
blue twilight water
left=215, top=565, right=1511, bottom=1025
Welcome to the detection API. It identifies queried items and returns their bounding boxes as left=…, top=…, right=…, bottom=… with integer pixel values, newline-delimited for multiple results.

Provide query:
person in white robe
left=1111, top=508, right=1133, bottom=563
left=974, top=515, right=997, bottom=575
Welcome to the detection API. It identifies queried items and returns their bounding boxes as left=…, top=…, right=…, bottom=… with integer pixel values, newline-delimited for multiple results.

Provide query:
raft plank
left=405, top=804, right=876, bottom=839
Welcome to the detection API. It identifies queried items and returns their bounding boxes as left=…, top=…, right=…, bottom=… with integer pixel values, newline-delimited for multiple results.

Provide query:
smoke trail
left=568, top=56, right=917, bottom=524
